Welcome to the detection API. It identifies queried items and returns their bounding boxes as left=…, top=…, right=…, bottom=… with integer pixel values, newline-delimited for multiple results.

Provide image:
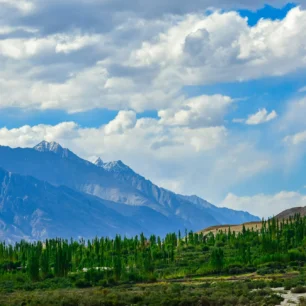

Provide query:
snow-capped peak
left=33, top=141, right=70, bottom=158
left=96, top=159, right=132, bottom=173
left=34, top=141, right=62, bottom=152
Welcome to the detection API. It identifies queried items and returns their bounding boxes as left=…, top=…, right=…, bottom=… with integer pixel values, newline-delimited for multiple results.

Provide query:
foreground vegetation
left=0, top=214, right=305, bottom=305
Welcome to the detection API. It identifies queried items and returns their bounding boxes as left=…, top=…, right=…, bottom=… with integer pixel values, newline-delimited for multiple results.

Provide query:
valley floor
left=0, top=272, right=305, bottom=306
left=0, top=216, right=305, bottom=305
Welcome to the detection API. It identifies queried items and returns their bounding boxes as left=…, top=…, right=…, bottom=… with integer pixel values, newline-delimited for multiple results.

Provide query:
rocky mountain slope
left=0, top=167, right=146, bottom=243
left=0, top=141, right=260, bottom=241
left=95, top=157, right=258, bottom=228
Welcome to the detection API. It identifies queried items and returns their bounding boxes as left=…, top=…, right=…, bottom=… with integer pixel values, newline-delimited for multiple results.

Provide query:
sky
left=1, top=0, right=306, bottom=218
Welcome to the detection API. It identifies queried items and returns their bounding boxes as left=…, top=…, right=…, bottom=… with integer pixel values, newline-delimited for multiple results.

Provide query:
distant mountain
left=0, top=167, right=147, bottom=243
left=94, top=156, right=259, bottom=228
left=179, top=195, right=258, bottom=225
left=275, top=206, right=306, bottom=220
left=34, top=140, right=80, bottom=160
left=0, top=141, right=260, bottom=241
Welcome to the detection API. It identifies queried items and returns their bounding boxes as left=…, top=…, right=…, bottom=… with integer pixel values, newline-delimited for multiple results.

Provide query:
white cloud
left=284, top=130, right=306, bottom=145
left=18, top=0, right=306, bottom=23
left=0, top=37, right=55, bottom=59
left=0, top=0, right=34, bottom=13
left=104, top=110, right=137, bottom=135
left=158, top=94, right=233, bottom=128
left=0, top=122, right=79, bottom=148
left=1, top=7, right=306, bottom=112
left=132, top=7, right=306, bottom=87
left=0, top=25, right=37, bottom=35
left=221, top=191, right=306, bottom=218
left=0, top=33, right=102, bottom=60
left=245, top=109, right=278, bottom=125
left=55, top=34, right=102, bottom=54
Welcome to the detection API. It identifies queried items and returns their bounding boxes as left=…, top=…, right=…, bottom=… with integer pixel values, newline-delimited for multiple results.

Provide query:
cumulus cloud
left=245, top=109, right=278, bottom=125
left=0, top=122, right=79, bottom=148
left=132, top=7, right=306, bottom=86
left=158, top=94, right=233, bottom=128
left=104, top=110, right=136, bottom=135
left=1, top=7, right=306, bottom=112
left=222, top=191, right=306, bottom=218
left=8, top=1, right=304, bottom=26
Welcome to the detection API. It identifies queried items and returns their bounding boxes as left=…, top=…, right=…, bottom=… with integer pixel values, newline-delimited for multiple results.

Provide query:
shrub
left=75, top=279, right=91, bottom=288
left=257, top=267, right=274, bottom=275
left=269, top=279, right=284, bottom=288
left=299, top=297, right=306, bottom=306
left=292, top=286, right=306, bottom=294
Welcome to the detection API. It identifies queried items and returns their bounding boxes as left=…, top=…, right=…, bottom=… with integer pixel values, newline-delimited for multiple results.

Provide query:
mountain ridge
left=95, top=155, right=257, bottom=225
left=0, top=141, right=260, bottom=241
left=0, top=166, right=150, bottom=242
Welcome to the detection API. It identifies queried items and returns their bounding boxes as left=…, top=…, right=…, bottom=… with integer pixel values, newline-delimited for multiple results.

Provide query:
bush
left=270, top=280, right=284, bottom=288
left=247, top=280, right=268, bottom=290
left=284, top=277, right=306, bottom=290
left=257, top=267, right=274, bottom=275
left=75, top=279, right=91, bottom=288
left=264, top=293, right=284, bottom=305
left=299, top=297, right=306, bottom=306
left=292, top=286, right=306, bottom=294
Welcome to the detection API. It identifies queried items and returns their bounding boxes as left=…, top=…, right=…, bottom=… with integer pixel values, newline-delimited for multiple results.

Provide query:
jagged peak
left=102, top=160, right=133, bottom=173
left=94, top=157, right=104, bottom=167
left=33, top=141, right=71, bottom=158
left=34, top=140, right=62, bottom=151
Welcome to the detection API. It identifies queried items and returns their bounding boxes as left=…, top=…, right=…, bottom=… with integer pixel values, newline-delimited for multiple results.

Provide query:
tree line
left=0, top=214, right=305, bottom=284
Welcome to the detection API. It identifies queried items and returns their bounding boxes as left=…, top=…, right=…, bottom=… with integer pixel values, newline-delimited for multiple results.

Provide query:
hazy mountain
left=0, top=167, right=149, bottom=243
left=0, top=141, right=260, bottom=241
left=0, top=142, right=158, bottom=210
left=179, top=194, right=258, bottom=225
left=95, top=158, right=259, bottom=227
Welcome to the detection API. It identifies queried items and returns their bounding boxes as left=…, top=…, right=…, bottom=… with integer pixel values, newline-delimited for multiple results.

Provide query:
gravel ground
left=272, top=287, right=306, bottom=305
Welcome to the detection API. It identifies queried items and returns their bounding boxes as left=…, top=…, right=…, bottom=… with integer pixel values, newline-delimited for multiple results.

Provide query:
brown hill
left=275, top=206, right=306, bottom=220
left=199, top=221, right=262, bottom=236
left=199, top=206, right=306, bottom=236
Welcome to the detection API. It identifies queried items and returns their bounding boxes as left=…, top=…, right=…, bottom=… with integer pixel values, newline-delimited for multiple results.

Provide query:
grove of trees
left=0, top=214, right=305, bottom=286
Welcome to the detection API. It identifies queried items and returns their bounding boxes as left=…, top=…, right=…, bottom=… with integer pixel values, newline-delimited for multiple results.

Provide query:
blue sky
left=1, top=0, right=306, bottom=217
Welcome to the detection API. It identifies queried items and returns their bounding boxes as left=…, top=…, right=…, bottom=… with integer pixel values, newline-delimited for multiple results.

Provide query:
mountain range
left=0, top=141, right=259, bottom=242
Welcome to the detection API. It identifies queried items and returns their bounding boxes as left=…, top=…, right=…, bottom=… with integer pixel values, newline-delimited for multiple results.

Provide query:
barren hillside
left=199, top=206, right=306, bottom=236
